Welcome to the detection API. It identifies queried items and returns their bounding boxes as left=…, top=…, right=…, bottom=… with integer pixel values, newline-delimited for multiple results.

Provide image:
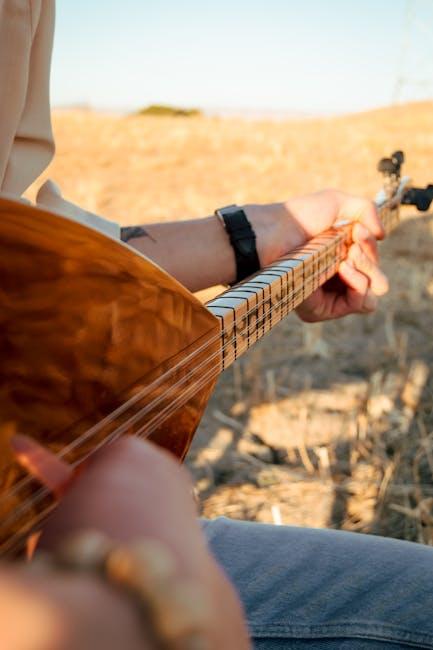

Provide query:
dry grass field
left=29, top=102, right=433, bottom=542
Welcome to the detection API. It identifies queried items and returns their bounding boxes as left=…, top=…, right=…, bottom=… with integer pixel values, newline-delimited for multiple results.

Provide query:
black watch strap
left=215, top=205, right=261, bottom=284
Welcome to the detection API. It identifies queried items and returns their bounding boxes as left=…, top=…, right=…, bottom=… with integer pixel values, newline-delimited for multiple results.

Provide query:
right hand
left=10, top=436, right=250, bottom=650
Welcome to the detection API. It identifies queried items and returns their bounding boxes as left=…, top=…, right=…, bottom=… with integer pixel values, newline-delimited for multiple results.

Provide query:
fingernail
left=372, top=271, right=389, bottom=296
left=380, top=273, right=389, bottom=294
left=363, top=289, right=378, bottom=312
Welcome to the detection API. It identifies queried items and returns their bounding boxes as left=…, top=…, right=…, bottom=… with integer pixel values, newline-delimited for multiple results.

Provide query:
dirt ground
left=28, top=102, right=433, bottom=543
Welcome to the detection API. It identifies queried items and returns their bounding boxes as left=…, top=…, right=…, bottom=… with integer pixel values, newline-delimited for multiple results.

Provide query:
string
left=2, top=234, right=346, bottom=500
left=0, top=195, right=404, bottom=537
left=4, top=239, right=344, bottom=472
left=0, top=255, right=340, bottom=519
left=4, top=463, right=433, bottom=558
left=0, top=252, right=360, bottom=530
left=0, top=194, right=399, bottom=512
left=0, top=227, right=372, bottom=510
left=0, top=255, right=340, bottom=521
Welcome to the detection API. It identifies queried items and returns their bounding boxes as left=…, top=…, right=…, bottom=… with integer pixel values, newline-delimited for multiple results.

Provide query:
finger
left=338, top=260, right=376, bottom=313
left=339, top=261, right=378, bottom=313
left=11, top=435, right=74, bottom=498
left=352, top=222, right=378, bottom=263
left=358, top=199, right=384, bottom=241
left=338, top=196, right=385, bottom=240
left=296, top=288, right=326, bottom=323
left=38, top=438, right=214, bottom=582
left=348, top=243, right=389, bottom=296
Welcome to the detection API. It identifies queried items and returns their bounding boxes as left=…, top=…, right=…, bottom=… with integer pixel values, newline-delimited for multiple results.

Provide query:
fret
left=259, top=271, right=286, bottom=320
left=315, top=245, right=322, bottom=291
left=263, top=259, right=299, bottom=315
left=219, top=296, right=250, bottom=359
left=205, top=303, right=234, bottom=370
left=244, top=277, right=273, bottom=336
left=229, top=288, right=261, bottom=347
left=207, top=201, right=401, bottom=370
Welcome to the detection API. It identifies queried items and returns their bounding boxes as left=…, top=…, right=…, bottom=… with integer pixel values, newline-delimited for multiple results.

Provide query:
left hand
left=245, top=189, right=389, bottom=322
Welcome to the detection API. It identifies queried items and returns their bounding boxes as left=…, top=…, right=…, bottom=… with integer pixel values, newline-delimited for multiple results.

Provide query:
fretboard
left=206, top=195, right=402, bottom=371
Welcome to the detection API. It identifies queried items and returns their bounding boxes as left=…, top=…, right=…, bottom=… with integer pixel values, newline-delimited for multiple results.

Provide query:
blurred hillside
left=29, top=102, right=433, bottom=542
left=28, top=101, right=433, bottom=223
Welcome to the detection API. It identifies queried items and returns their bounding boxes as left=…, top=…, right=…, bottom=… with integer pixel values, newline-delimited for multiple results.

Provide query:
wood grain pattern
left=0, top=178, right=407, bottom=555
left=0, top=197, right=220, bottom=555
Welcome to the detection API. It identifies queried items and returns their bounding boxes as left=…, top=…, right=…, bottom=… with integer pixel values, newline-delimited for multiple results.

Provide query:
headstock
left=378, top=150, right=433, bottom=212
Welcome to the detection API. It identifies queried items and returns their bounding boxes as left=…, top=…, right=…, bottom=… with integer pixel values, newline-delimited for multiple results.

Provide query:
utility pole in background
left=392, top=0, right=433, bottom=104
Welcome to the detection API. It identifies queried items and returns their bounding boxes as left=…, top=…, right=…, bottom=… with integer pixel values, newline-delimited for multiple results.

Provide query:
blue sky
left=51, top=0, right=433, bottom=115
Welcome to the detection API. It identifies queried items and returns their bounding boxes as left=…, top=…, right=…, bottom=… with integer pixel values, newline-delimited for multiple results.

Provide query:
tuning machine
left=377, top=150, right=433, bottom=211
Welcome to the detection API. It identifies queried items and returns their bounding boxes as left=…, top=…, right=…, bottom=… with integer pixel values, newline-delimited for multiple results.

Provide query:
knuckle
left=348, top=243, right=363, bottom=265
left=360, top=197, right=376, bottom=214
left=322, top=188, right=343, bottom=205
left=365, top=198, right=377, bottom=212
left=356, top=198, right=378, bottom=223
left=361, top=234, right=376, bottom=250
left=323, top=187, right=338, bottom=198
left=359, top=248, right=374, bottom=272
left=362, top=239, right=379, bottom=261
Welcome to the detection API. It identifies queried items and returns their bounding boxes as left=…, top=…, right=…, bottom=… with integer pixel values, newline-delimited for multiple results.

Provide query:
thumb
left=11, top=435, right=74, bottom=499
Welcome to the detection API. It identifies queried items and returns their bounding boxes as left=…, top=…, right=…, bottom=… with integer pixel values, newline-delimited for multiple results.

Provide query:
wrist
left=243, top=202, right=306, bottom=267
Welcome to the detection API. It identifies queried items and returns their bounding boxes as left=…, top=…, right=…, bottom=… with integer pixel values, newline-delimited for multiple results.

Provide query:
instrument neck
left=206, top=192, right=403, bottom=371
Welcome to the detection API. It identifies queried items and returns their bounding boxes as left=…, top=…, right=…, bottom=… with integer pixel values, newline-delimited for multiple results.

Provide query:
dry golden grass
left=29, top=102, right=433, bottom=542
left=28, top=102, right=433, bottom=224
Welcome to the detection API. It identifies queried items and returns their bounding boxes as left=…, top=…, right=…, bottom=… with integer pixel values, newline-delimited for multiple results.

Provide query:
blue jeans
left=202, top=518, right=433, bottom=649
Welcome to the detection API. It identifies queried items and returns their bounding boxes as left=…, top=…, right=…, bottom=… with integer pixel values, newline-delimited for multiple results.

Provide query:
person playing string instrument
left=2, top=1, right=433, bottom=649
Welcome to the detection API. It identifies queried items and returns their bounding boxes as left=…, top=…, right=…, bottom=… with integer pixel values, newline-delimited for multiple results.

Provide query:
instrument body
left=0, top=152, right=430, bottom=555
left=0, top=197, right=220, bottom=554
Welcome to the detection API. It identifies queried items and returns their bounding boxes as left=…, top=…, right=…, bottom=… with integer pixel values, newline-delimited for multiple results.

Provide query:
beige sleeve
left=36, top=179, right=121, bottom=239
left=0, top=0, right=55, bottom=196
left=0, top=0, right=120, bottom=238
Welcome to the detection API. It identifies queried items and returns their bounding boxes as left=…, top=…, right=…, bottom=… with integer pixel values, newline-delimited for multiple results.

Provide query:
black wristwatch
left=215, top=205, right=261, bottom=284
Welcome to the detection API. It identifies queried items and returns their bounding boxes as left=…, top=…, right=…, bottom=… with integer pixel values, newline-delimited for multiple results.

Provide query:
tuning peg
left=391, top=151, right=404, bottom=166
left=402, top=184, right=433, bottom=212
left=377, top=157, right=396, bottom=174
left=377, top=150, right=405, bottom=177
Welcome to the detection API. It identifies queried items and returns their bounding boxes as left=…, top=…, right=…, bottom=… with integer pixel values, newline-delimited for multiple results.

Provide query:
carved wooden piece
left=0, top=182, right=404, bottom=555
left=0, top=197, right=220, bottom=554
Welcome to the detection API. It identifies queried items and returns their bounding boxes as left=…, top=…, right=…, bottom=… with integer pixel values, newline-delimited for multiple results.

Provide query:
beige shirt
left=0, top=0, right=120, bottom=237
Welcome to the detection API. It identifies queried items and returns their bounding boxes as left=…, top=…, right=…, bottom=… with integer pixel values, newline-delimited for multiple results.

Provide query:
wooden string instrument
left=0, top=151, right=431, bottom=556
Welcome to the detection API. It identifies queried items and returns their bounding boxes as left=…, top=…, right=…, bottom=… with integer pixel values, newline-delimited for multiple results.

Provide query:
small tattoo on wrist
left=120, top=226, right=156, bottom=243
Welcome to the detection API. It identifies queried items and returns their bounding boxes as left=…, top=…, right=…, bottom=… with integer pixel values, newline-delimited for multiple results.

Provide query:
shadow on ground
left=186, top=213, right=433, bottom=543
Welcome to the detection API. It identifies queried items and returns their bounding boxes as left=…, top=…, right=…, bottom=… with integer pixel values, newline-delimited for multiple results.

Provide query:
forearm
left=123, top=216, right=236, bottom=291
left=122, top=202, right=304, bottom=292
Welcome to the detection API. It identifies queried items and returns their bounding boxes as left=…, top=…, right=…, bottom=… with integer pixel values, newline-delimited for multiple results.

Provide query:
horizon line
left=50, top=98, right=433, bottom=121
